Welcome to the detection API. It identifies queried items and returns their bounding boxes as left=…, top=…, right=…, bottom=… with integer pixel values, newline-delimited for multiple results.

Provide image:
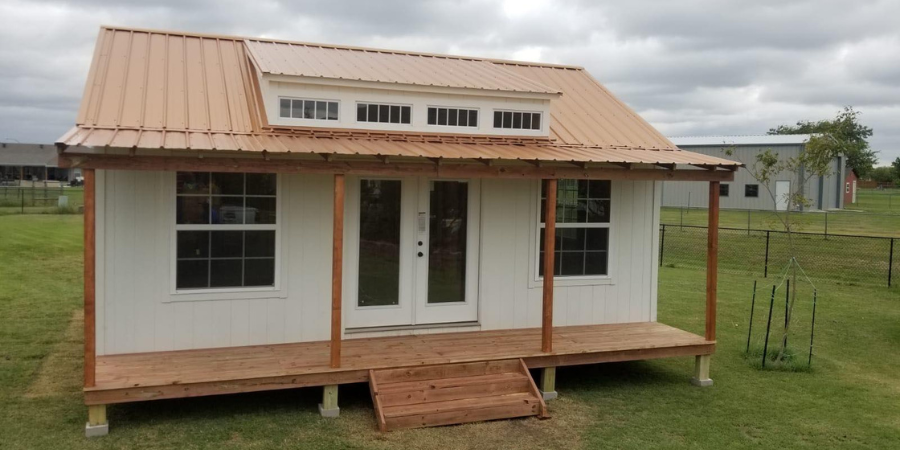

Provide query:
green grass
left=1, top=214, right=899, bottom=448
left=0, top=187, right=85, bottom=216
left=849, top=188, right=900, bottom=214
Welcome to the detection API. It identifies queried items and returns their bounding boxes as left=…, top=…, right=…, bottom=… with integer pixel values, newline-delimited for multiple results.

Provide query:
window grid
left=279, top=98, right=339, bottom=121
left=745, top=184, right=759, bottom=198
left=175, top=172, right=277, bottom=290
left=720, top=183, right=730, bottom=197
left=538, top=180, right=611, bottom=277
left=356, top=102, right=412, bottom=124
left=493, top=110, right=542, bottom=130
left=427, top=107, right=478, bottom=128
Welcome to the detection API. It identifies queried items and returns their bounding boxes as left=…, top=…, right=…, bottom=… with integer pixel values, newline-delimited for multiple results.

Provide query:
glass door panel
left=427, top=181, right=468, bottom=304
left=357, top=179, right=402, bottom=307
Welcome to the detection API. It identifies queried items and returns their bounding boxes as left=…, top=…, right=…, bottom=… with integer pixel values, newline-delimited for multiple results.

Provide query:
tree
left=769, top=107, right=877, bottom=177
left=893, top=157, right=900, bottom=181
left=727, top=135, right=840, bottom=364
left=869, top=166, right=897, bottom=184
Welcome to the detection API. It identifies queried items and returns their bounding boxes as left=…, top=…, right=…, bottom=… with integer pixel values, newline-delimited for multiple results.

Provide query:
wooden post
left=706, top=181, right=719, bottom=342
left=542, top=179, right=557, bottom=353
left=319, top=385, right=340, bottom=417
left=331, top=174, right=345, bottom=369
left=539, top=367, right=558, bottom=401
left=83, top=169, right=96, bottom=388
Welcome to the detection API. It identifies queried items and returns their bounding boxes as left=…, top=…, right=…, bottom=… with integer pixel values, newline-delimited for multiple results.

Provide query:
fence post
left=747, top=210, right=751, bottom=236
left=824, top=212, right=828, bottom=239
left=764, top=231, right=770, bottom=278
left=659, top=224, right=666, bottom=267
left=889, top=238, right=895, bottom=288
left=680, top=207, right=684, bottom=230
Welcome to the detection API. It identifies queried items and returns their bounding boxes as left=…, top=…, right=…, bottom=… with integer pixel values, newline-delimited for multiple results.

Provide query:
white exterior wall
left=95, top=170, right=660, bottom=355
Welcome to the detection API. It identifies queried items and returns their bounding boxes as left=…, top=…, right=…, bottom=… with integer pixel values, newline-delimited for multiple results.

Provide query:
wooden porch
left=84, top=322, right=713, bottom=406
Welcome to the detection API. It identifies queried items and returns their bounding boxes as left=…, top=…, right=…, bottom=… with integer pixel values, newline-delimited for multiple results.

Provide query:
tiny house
left=58, top=26, right=739, bottom=436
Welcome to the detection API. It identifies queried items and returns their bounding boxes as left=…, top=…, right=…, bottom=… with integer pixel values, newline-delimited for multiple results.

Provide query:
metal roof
left=245, top=40, right=561, bottom=95
left=58, top=26, right=740, bottom=169
left=669, top=135, right=813, bottom=147
left=0, top=143, right=58, bottom=166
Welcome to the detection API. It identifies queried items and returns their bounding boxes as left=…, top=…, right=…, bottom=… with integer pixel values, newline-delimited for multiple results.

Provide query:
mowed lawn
left=1, top=215, right=899, bottom=449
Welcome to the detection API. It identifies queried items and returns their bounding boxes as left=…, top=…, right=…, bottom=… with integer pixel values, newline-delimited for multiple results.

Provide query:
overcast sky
left=1, top=0, right=898, bottom=165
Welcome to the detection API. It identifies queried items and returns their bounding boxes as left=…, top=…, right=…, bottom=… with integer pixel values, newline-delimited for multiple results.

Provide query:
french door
left=344, top=177, right=480, bottom=329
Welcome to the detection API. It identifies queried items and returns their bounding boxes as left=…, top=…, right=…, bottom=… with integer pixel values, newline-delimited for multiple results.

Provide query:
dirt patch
left=337, top=394, right=594, bottom=450
left=25, top=310, right=83, bottom=399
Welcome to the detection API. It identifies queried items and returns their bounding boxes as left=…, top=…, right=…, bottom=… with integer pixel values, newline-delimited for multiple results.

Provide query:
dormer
left=246, top=40, right=562, bottom=137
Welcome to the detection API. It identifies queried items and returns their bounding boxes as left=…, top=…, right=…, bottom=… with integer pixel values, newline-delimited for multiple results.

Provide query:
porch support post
left=693, top=180, right=719, bottom=387
left=331, top=174, right=345, bottom=369
left=319, top=385, right=340, bottom=417
left=83, top=169, right=107, bottom=437
left=539, top=367, right=558, bottom=401
left=542, top=179, right=557, bottom=353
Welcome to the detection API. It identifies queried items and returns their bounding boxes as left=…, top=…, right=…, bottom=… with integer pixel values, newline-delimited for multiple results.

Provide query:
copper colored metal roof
left=59, top=26, right=741, bottom=169
left=245, top=40, right=561, bottom=95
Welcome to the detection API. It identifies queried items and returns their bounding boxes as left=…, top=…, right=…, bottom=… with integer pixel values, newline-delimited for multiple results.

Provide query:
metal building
left=662, top=135, right=846, bottom=211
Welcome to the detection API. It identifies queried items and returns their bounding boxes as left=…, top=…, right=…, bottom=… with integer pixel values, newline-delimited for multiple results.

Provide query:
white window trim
left=355, top=101, right=414, bottom=125
left=529, top=179, right=614, bottom=288
left=278, top=96, right=340, bottom=121
left=492, top=108, right=543, bottom=132
left=165, top=172, right=288, bottom=302
left=426, top=105, right=480, bottom=129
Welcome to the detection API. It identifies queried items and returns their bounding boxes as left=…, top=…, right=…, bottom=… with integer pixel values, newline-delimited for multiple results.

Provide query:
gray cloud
left=1, top=0, right=898, bottom=164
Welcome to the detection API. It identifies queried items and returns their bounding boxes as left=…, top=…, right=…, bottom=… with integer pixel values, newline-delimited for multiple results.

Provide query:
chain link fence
left=0, top=186, right=84, bottom=215
left=659, top=224, right=897, bottom=288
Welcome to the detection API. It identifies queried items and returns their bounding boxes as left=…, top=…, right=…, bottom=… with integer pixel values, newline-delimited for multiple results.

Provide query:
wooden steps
left=369, top=359, right=547, bottom=431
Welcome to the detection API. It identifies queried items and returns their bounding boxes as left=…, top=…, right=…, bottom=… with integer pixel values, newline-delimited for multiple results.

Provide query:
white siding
left=96, top=171, right=660, bottom=355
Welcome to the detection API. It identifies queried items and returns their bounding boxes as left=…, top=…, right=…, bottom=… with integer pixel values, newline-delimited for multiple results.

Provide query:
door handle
left=417, top=252, right=424, bottom=257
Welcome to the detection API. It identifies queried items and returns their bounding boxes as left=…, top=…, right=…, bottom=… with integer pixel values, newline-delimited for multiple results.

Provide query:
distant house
left=845, top=168, right=859, bottom=205
left=662, top=135, right=846, bottom=211
left=58, top=26, right=740, bottom=436
left=0, top=143, right=82, bottom=186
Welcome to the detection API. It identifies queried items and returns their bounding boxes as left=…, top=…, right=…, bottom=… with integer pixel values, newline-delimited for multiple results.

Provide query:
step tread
left=370, top=358, right=548, bottom=431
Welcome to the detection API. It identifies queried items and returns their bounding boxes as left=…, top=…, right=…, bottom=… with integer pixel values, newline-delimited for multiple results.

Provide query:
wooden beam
left=542, top=179, right=557, bottom=353
left=83, top=168, right=96, bottom=388
left=706, top=181, right=720, bottom=341
left=58, top=154, right=736, bottom=182
left=331, top=174, right=345, bottom=368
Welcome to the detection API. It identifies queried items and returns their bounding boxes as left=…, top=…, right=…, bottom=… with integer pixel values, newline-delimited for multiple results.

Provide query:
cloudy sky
left=1, top=0, right=898, bottom=164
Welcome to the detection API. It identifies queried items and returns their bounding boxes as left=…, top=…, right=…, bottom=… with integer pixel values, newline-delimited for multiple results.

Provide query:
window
left=356, top=102, right=411, bottom=124
left=720, top=184, right=730, bottom=197
left=494, top=110, right=541, bottom=130
left=427, top=107, right=478, bottom=128
left=539, top=180, right=611, bottom=277
left=279, top=98, right=338, bottom=121
left=845, top=182, right=850, bottom=194
left=745, top=184, right=759, bottom=198
left=175, top=172, right=277, bottom=290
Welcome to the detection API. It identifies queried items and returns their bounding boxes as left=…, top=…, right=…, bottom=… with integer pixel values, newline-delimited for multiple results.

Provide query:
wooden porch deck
left=85, top=322, right=714, bottom=406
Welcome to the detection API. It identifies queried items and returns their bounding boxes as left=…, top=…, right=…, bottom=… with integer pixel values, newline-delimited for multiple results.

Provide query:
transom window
left=745, top=184, right=759, bottom=198
left=356, top=102, right=411, bottom=124
left=427, top=107, right=478, bottom=128
left=175, top=172, right=277, bottom=290
left=494, top=110, right=542, bottom=130
left=539, top=180, right=611, bottom=277
left=279, top=98, right=338, bottom=121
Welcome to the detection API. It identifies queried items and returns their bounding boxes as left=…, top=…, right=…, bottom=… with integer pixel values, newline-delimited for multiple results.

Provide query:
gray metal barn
left=662, top=135, right=846, bottom=211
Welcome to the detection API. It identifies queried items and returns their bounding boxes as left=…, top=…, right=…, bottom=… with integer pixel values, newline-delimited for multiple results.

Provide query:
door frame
left=343, top=176, right=481, bottom=330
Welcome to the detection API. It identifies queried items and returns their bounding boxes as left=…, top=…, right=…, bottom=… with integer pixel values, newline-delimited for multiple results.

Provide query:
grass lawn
left=849, top=188, right=900, bottom=214
left=1, top=214, right=899, bottom=449
left=0, top=187, right=85, bottom=216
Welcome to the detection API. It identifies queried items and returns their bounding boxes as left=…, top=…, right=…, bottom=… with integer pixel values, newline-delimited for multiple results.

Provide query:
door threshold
left=345, top=321, right=480, bottom=335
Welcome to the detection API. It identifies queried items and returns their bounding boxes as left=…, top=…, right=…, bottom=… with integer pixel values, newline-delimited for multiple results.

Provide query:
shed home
left=663, top=135, right=846, bottom=211
left=58, top=26, right=739, bottom=437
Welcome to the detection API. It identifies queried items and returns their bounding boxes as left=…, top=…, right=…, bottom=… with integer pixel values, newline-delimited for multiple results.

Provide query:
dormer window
left=279, top=98, right=338, bottom=121
left=493, top=110, right=542, bottom=131
left=427, top=107, right=478, bottom=128
left=356, top=102, right=412, bottom=124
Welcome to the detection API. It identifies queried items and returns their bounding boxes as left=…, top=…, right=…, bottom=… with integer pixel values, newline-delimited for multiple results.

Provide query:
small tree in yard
left=728, top=135, right=841, bottom=363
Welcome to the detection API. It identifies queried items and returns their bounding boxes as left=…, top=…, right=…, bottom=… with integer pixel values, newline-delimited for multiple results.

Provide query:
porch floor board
left=86, top=322, right=714, bottom=405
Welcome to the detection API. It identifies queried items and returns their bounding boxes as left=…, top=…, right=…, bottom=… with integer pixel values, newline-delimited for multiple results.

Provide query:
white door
left=775, top=181, right=791, bottom=211
left=852, top=180, right=858, bottom=203
left=345, top=177, right=479, bottom=329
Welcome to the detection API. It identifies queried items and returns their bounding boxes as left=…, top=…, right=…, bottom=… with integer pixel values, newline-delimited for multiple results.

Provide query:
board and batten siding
left=95, top=170, right=661, bottom=355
